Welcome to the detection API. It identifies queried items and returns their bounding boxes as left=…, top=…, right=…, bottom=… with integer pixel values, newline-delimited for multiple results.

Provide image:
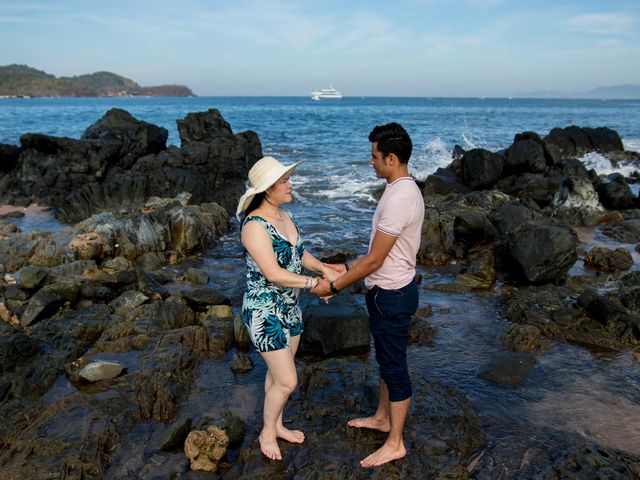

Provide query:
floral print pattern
left=241, top=211, right=305, bottom=352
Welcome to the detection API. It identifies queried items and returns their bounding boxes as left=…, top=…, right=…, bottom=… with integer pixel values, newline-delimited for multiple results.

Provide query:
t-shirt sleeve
left=376, top=190, right=415, bottom=237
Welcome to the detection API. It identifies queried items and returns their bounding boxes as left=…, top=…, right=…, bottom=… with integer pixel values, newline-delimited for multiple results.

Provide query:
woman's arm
left=242, top=221, right=318, bottom=289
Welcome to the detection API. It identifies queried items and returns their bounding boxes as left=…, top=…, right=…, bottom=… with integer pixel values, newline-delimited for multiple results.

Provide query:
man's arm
left=314, top=230, right=398, bottom=296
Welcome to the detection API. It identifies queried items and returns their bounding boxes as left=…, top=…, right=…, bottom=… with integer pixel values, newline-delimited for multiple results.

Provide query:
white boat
left=310, top=85, right=342, bottom=99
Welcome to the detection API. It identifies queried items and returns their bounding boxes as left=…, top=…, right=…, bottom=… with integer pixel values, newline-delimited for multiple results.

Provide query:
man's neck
left=386, top=166, right=411, bottom=184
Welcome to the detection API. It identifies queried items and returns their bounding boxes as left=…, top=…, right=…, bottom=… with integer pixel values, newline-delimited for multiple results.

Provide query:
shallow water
left=4, top=96, right=640, bottom=475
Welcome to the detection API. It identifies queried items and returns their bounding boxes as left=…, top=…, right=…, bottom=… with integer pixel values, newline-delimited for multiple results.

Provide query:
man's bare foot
left=259, top=431, right=281, bottom=461
left=347, top=416, right=390, bottom=432
left=276, top=425, right=305, bottom=444
left=360, top=442, right=406, bottom=467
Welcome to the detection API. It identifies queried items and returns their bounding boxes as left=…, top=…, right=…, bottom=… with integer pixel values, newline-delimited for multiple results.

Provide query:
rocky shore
left=1, top=110, right=640, bottom=478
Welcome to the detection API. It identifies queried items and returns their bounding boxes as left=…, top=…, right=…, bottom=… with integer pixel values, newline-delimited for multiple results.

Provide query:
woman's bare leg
left=263, top=335, right=304, bottom=443
left=259, top=343, right=301, bottom=460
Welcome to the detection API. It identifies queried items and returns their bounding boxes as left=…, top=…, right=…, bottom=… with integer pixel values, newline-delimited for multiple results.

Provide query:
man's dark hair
left=368, top=122, right=412, bottom=164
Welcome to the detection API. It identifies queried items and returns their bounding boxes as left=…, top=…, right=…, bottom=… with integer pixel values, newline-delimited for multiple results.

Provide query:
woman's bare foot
left=259, top=431, right=281, bottom=461
left=347, top=415, right=390, bottom=432
left=276, top=425, right=305, bottom=444
left=360, top=442, right=406, bottom=467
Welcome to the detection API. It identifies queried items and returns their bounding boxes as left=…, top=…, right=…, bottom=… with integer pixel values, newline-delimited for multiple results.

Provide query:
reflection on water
left=0, top=204, right=68, bottom=233
left=409, top=274, right=640, bottom=473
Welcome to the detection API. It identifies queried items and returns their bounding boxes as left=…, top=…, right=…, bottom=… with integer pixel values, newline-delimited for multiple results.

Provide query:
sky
left=1, top=0, right=639, bottom=97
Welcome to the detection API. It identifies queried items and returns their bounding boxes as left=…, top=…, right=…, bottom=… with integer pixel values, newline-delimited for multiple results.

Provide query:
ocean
left=2, top=96, right=640, bottom=252
left=2, top=96, right=640, bottom=475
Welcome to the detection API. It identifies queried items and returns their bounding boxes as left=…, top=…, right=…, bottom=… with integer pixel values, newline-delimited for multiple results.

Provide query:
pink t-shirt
left=365, top=177, right=425, bottom=290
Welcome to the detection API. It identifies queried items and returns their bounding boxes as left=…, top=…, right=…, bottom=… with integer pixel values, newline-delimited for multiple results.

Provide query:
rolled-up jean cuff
left=386, top=380, right=412, bottom=402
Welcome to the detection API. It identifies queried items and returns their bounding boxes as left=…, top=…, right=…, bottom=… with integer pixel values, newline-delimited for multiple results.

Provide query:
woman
left=236, top=156, right=337, bottom=461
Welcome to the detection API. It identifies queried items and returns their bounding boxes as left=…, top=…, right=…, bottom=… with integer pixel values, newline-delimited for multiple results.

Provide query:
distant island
left=0, top=64, right=195, bottom=98
left=512, top=84, right=640, bottom=100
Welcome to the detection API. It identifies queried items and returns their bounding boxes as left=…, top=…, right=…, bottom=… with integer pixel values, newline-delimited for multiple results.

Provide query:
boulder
left=456, top=247, right=496, bottom=289
left=16, top=265, right=48, bottom=291
left=181, top=287, right=230, bottom=311
left=506, top=220, right=578, bottom=283
left=505, top=139, right=546, bottom=174
left=300, top=293, right=370, bottom=357
left=0, top=143, right=20, bottom=172
left=495, top=173, right=561, bottom=207
left=477, top=352, right=536, bottom=387
left=453, top=211, right=500, bottom=249
left=81, top=107, right=168, bottom=168
left=582, top=127, right=624, bottom=153
left=424, top=167, right=469, bottom=196
left=584, top=247, right=633, bottom=272
left=596, top=173, right=636, bottom=210
left=461, top=149, right=504, bottom=190
left=487, top=204, right=536, bottom=237
left=20, top=280, right=82, bottom=326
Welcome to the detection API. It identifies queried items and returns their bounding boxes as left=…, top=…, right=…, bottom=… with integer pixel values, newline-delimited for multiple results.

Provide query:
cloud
left=598, top=38, right=625, bottom=47
left=565, top=13, right=635, bottom=35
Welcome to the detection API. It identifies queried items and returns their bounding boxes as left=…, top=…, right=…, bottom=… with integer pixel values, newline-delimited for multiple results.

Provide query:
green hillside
left=0, top=65, right=195, bottom=97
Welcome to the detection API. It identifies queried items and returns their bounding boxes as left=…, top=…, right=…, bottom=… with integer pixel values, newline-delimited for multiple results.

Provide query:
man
left=314, top=122, right=425, bottom=468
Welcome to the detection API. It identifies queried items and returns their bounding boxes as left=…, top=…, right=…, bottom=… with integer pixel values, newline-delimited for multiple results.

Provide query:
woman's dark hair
left=368, top=122, right=412, bottom=164
left=244, top=191, right=266, bottom=218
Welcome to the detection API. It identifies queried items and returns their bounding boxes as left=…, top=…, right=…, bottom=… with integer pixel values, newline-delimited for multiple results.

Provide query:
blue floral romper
left=241, top=211, right=305, bottom=352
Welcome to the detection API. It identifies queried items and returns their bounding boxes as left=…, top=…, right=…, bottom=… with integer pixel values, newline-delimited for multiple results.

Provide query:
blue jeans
left=365, top=280, right=419, bottom=402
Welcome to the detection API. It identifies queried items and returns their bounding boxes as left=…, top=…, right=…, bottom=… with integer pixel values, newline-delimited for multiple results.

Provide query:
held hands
left=310, top=277, right=332, bottom=303
left=322, top=264, right=343, bottom=283
left=314, top=262, right=347, bottom=300
left=308, top=263, right=346, bottom=303
left=312, top=275, right=333, bottom=298
left=323, top=262, right=347, bottom=276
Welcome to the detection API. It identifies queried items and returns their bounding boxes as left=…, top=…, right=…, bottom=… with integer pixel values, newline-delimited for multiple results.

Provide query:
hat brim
left=236, top=160, right=303, bottom=218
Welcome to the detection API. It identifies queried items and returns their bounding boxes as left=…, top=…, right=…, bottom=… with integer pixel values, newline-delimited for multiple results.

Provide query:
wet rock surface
left=224, top=358, right=484, bottom=479
left=1, top=121, right=639, bottom=478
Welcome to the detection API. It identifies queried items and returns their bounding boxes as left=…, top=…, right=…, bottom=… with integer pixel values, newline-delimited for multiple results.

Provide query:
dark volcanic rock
left=300, top=293, right=370, bottom=357
left=461, top=148, right=504, bottom=190
left=81, top=107, right=168, bottom=168
left=231, top=358, right=484, bottom=478
left=424, top=167, right=470, bottom=195
left=584, top=246, right=633, bottom=272
left=596, top=173, right=636, bottom=210
left=181, top=287, right=230, bottom=311
left=505, top=138, right=547, bottom=174
left=0, top=143, right=20, bottom=171
left=542, top=442, right=640, bottom=479
left=0, top=108, right=262, bottom=223
left=505, top=220, right=578, bottom=283
left=543, top=125, right=624, bottom=159
left=601, top=218, right=640, bottom=243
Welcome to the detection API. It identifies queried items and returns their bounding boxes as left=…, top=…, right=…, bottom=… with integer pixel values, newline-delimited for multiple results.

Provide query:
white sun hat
left=236, top=156, right=304, bottom=219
